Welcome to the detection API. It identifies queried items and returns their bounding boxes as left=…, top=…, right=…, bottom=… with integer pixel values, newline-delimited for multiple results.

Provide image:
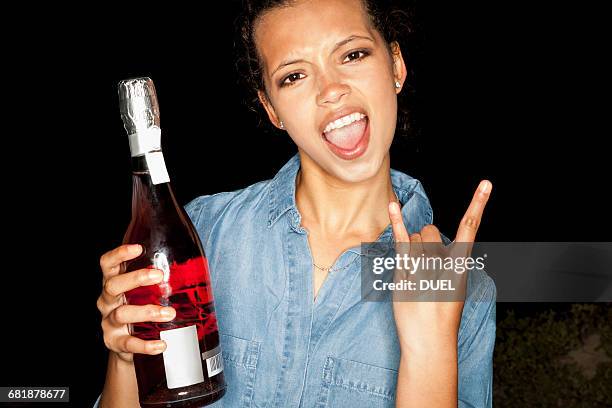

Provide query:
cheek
left=286, top=129, right=316, bottom=149
left=360, top=53, right=396, bottom=89
left=282, top=110, right=320, bottom=148
left=277, top=94, right=318, bottom=137
left=356, top=64, right=398, bottom=119
left=366, top=79, right=398, bottom=143
left=367, top=72, right=397, bottom=107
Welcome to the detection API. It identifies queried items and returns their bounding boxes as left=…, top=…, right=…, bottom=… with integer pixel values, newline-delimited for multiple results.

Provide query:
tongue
left=324, top=118, right=366, bottom=150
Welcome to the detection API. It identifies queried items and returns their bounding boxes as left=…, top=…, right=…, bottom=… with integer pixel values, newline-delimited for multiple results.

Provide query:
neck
left=295, top=153, right=399, bottom=239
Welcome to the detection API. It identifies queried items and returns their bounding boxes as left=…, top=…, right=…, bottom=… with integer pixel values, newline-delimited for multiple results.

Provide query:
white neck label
left=145, top=152, right=170, bottom=185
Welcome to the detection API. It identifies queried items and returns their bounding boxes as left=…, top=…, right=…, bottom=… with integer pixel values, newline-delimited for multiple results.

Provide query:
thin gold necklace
left=312, top=258, right=355, bottom=273
left=312, top=262, right=334, bottom=272
left=312, top=190, right=400, bottom=273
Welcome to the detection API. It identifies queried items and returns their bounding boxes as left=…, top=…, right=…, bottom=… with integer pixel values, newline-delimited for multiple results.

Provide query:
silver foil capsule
left=118, top=77, right=162, bottom=156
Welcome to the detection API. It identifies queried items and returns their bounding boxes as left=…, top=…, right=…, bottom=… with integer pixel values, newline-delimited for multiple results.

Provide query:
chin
left=328, top=151, right=386, bottom=184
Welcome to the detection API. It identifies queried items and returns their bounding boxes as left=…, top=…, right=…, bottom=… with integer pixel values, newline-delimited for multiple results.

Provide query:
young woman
left=95, top=0, right=495, bottom=406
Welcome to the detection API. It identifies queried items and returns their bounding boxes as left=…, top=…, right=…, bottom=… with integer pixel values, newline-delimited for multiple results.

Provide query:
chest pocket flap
left=320, top=356, right=398, bottom=407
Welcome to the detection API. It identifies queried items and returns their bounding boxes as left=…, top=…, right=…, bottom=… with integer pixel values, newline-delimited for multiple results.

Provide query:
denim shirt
left=94, top=153, right=496, bottom=408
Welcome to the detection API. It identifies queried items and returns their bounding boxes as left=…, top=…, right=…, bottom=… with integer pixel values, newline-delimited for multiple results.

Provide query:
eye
left=343, top=49, right=370, bottom=63
left=281, top=72, right=306, bottom=87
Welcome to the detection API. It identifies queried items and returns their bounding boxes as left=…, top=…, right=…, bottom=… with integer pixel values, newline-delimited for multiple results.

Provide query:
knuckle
left=118, top=245, right=129, bottom=257
left=390, top=209, right=403, bottom=222
left=99, top=254, right=108, bottom=269
left=462, top=215, right=480, bottom=230
left=139, top=269, right=152, bottom=284
left=113, top=306, right=127, bottom=324
left=127, top=337, right=142, bottom=354
left=104, top=277, right=121, bottom=297
left=150, top=305, right=162, bottom=319
left=107, top=264, right=120, bottom=276
left=103, top=278, right=118, bottom=297
left=111, top=307, right=122, bottom=324
left=122, top=336, right=132, bottom=352
left=102, top=332, right=112, bottom=350
left=96, top=296, right=105, bottom=313
left=421, top=224, right=439, bottom=233
left=101, top=319, right=114, bottom=338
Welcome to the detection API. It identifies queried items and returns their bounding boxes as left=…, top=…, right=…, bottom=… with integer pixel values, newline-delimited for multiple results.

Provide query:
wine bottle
left=117, top=77, right=226, bottom=407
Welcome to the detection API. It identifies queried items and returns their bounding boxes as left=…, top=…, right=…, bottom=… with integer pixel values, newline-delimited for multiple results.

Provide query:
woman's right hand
left=97, top=244, right=176, bottom=363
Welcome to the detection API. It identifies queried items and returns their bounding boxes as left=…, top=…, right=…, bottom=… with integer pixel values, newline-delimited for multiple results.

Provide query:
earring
left=395, top=81, right=401, bottom=89
left=279, top=121, right=284, bottom=129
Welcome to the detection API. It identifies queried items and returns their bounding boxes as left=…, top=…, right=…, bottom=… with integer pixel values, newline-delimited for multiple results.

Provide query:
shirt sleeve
left=457, top=268, right=497, bottom=408
left=184, top=191, right=238, bottom=252
left=92, top=393, right=101, bottom=408
left=438, top=231, right=497, bottom=407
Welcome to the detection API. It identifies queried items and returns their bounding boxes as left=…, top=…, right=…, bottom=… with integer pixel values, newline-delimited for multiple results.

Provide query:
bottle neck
left=130, top=154, right=177, bottom=219
left=131, top=153, right=169, bottom=177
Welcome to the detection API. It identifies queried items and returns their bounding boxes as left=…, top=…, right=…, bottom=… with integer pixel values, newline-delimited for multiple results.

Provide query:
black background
left=1, top=1, right=609, bottom=406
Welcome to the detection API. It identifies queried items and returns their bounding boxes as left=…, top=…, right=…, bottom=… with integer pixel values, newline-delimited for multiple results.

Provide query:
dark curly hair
left=234, top=0, right=420, bottom=144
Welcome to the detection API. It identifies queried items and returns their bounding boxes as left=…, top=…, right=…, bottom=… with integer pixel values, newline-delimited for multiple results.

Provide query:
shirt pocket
left=317, top=356, right=397, bottom=408
left=216, top=333, right=260, bottom=408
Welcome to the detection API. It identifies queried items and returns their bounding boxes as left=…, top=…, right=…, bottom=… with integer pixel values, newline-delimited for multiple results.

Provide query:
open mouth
left=322, top=113, right=370, bottom=160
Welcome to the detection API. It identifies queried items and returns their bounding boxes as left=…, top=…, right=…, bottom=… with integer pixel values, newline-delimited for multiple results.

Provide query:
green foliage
left=494, top=304, right=612, bottom=407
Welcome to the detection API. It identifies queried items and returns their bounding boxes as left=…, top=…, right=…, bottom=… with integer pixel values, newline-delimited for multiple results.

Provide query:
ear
left=257, top=89, right=283, bottom=129
left=390, top=41, right=408, bottom=94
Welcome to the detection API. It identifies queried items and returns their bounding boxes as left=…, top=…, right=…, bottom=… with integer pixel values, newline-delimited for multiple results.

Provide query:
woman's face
left=255, top=0, right=407, bottom=183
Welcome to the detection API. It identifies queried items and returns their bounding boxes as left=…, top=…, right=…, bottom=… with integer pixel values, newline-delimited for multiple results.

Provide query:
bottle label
left=160, top=325, right=205, bottom=389
left=202, top=346, right=224, bottom=377
left=145, top=152, right=170, bottom=185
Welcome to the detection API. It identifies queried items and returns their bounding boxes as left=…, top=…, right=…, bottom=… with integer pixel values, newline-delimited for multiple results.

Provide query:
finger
left=100, top=244, right=143, bottom=277
left=388, top=202, right=410, bottom=243
left=419, top=225, right=443, bottom=263
left=115, top=335, right=167, bottom=355
left=455, top=180, right=492, bottom=243
left=408, top=233, right=424, bottom=258
left=420, top=224, right=442, bottom=243
left=102, top=268, right=164, bottom=304
left=409, top=233, right=422, bottom=244
left=109, top=304, right=176, bottom=326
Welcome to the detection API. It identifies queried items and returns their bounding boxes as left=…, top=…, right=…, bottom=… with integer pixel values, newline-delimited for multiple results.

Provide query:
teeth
left=323, top=112, right=366, bottom=133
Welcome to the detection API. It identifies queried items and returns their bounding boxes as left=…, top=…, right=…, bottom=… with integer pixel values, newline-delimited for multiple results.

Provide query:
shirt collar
left=267, top=153, right=433, bottom=241
left=267, top=153, right=302, bottom=229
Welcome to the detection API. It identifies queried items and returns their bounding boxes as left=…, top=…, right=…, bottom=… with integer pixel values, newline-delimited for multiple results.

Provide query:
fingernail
left=152, top=341, right=166, bottom=352
left=131, top=244, right=142, bottom=254
left=479, top=180, right=491, bottom=193
left=160, top=307, right=174, bottom=318
left=389, top=202, right=400, bottom=214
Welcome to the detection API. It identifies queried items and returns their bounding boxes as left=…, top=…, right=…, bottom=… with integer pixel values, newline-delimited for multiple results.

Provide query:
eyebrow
left=270, top=34, right=375, bottom=77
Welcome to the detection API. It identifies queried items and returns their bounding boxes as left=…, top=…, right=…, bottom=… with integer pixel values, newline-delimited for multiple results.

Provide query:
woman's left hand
left=388, top=180, right=491, bottom=407
left=388, top=179, right=491, bottom=346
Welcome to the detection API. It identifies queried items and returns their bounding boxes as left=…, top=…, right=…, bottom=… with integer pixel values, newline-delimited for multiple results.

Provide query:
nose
left=316, top=74, right=350, bottom=106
